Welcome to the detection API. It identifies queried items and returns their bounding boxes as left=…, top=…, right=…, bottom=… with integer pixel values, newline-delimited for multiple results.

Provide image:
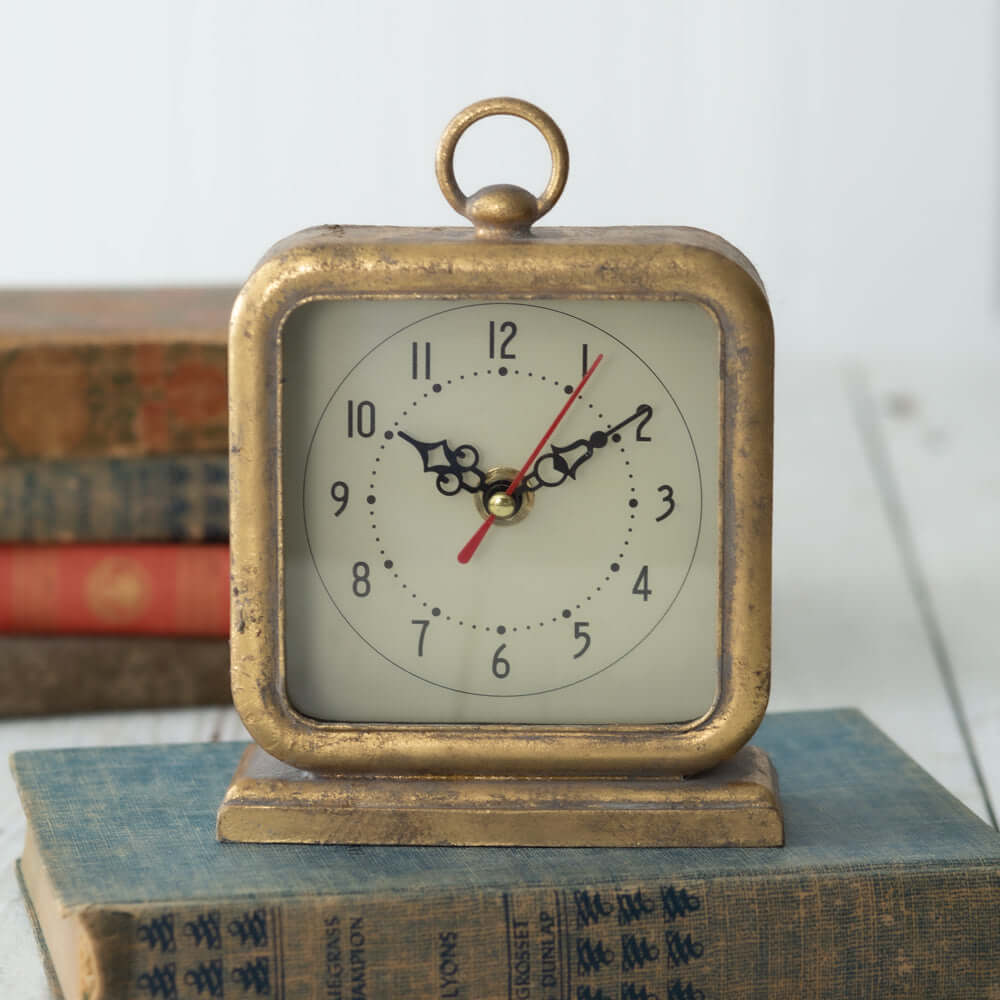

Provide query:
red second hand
left=457, top=353, right=605, bottom=564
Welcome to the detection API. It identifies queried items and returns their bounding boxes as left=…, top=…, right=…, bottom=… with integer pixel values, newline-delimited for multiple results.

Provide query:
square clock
left=218, top=98, right=779, bottom=847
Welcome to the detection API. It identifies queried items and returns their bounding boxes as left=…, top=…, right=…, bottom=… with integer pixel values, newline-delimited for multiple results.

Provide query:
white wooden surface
left=1, top=356, right=997, bottom=997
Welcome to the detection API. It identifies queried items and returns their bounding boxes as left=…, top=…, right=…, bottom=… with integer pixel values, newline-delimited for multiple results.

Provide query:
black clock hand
left=522, top=404, right=652, bottom=491
left=398, top=431, right=487, bottom=497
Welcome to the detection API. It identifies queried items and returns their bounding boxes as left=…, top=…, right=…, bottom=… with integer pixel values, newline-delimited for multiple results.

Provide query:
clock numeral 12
left=411, top=341, right=431, bottom=380
left=488, top=320, right=517, bottom=359
left=347, top=400, right=376, bottom=438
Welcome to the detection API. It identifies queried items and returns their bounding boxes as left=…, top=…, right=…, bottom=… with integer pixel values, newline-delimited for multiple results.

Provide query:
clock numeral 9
left=573, top=621, right=591, bottom=659
left=632, top=565, right=652, bottom=601
left=656, top=484, right=675, bottom=521
left=329, top=481, right=349, bottom=516
left=488, top=320, right=517, bottom=359
left=346, top=399, right=376, bottom=438
left=352, top=561, right=371, bottom=597
left=491, top=643, right=511, bottom=678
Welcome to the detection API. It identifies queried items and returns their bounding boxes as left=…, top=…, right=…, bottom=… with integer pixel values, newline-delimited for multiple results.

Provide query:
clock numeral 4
left=491, top=643, right=511, bottom=678
left=632, top=565, right=652, bottom=602
left=346, top=399, right=376, bottom=438
left=488, top=320, right=517, bottom=359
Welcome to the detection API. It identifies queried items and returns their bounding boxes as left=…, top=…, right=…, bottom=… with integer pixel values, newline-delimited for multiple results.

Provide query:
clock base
left=217, top=744, right=783, bottom=847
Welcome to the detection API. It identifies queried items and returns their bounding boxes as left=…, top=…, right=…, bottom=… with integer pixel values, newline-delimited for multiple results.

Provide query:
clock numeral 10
left=411, top=341, right=431, bottom=380
left=347, top=400, right=376, bottom=438
left=488, top=320, right=517, bottom=359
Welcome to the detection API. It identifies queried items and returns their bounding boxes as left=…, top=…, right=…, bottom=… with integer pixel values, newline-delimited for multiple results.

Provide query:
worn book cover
left=0, top=635, right=230, bottom=717
left=0, top=288, right=232, bottom=461
left=12, top=709, right=1000, bottom=999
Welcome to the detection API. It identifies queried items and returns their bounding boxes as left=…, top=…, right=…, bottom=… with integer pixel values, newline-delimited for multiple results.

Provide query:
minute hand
left=523, top=404, right=652, bottom=490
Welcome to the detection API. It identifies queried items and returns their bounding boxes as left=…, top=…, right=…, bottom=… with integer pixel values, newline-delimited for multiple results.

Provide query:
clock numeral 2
left=632, top=565, right=652, bottom=602
left=489, top=320, right=517, bottom=359
left=492, top=643, right=511, bottom=678
left=411, top=341, right=431, bottom=380
left=347, top=400, right=376, bottom=438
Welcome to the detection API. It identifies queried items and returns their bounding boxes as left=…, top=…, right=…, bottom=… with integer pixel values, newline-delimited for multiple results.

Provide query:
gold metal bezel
left=229, top=225, right=773, bottom=778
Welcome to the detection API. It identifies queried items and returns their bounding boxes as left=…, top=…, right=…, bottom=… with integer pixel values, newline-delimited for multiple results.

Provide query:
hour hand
left=398, top=431, right=486, bottom=497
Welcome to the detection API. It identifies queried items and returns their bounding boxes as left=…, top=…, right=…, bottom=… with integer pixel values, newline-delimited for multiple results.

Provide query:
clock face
left=281, top=300, right=720, bottom=724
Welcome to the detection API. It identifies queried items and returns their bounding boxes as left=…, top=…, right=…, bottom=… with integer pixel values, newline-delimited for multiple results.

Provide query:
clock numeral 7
left=488, top=320, right=517, bottom=359
left=411, top=619, right=430, bottom=657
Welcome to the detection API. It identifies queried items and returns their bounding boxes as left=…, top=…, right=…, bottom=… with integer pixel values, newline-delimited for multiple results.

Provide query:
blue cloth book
left=12, top=709, right=1000, bottom=999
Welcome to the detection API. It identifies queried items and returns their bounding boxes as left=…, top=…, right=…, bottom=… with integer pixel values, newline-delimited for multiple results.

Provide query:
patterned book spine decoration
left=44, top=870, right=1000, bottom=1000
left=0, top=636, right=230, bottom=716
left=0, top=544, right=229, bottom=636
left=0, top=287, right=233, bottom=461
left=0, top=455, right=228, bottom=543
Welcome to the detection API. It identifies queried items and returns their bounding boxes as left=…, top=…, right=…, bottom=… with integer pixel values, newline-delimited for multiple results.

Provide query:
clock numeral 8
left=492, top=644, right=511, bottom=678
left=352, top=561, right=371, bottom=597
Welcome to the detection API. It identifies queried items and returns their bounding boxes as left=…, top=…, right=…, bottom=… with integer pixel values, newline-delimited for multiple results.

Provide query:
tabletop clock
left=218, top=98, right=780, bottom=846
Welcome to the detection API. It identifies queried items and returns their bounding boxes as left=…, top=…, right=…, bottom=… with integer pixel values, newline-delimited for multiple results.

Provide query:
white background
left=2, top=1, right=998, bottom=357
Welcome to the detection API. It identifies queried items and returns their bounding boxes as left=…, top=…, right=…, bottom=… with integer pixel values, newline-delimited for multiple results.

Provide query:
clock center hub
left=475, top=466, right=534, bottom=525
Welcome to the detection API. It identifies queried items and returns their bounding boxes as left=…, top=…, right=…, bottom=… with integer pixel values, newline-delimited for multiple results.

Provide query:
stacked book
left=0, top=289, right=236, bottom=716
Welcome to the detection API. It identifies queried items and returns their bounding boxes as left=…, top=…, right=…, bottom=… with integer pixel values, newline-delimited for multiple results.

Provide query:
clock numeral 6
left=632, top=565, right=652, bottom=601
left=488, top=320, right=517, bottom=360
left=352, top=561, right=371, bottom=597
left=329, top=481, right=349, bottom=516
left=411, top=619, right=430, bottom=656
left=346, top=399, right=376, bottom=438
left=491, top=643, right=511, bottom=678
left=573, top=621, right=591, bottom=659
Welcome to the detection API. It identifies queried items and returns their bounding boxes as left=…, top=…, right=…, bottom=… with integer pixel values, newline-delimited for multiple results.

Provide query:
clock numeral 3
left=573, top=621, right=591, bottom=659
left=491, top=643, right=511, bottom=678
left=347, top=399, right=376, bottom=438
left=632, top=565, right=652, bottom=602
left=352, top=561, right=371, bottom=597
left=656, top=484, right=676, bottom=521
left=488, top=320, right=517, bottom=360
left=411, top=619, right=430, bottom=656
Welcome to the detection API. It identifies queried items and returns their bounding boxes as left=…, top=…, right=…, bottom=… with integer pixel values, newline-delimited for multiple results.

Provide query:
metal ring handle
left=436, top=97, right=569, bottom=231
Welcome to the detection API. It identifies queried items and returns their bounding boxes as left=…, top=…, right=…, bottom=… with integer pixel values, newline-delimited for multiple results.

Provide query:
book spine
left=0, top=544, right=229, bottom=637
left=79, top=867, right=998, bottom=1000
left=0, top=454, right=228, bottom=543
left=0, top=341, right=227, bottom=460
left=0, top=636, right=230, bottom=716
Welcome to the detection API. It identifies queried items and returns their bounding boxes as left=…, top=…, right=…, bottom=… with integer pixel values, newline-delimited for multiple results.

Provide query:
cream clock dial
left=282, top=298, right=720, bottom=724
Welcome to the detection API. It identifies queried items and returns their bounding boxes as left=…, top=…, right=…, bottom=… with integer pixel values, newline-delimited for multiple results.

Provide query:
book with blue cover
left=12, top=709, right=1000, bottom=999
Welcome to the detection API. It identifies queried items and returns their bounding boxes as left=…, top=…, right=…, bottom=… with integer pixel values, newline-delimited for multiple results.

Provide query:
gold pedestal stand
left=217, top=744, right=783, bottom=847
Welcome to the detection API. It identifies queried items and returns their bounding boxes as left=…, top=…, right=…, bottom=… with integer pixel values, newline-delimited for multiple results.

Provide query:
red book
left=0, top=544, right=229, bottom=637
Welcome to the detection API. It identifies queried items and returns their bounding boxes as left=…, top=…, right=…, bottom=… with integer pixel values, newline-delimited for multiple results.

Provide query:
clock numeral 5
left=573, top=620, right=591, bottom=659
left=492, top=644, right=511, bottom=678
left=346, top=399, right=376, bottom=438
left=488, top=320, right=517, bottom=360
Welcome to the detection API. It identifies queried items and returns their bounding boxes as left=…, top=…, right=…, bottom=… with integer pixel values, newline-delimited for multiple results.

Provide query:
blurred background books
left=0, top=288, right=235, bottom=716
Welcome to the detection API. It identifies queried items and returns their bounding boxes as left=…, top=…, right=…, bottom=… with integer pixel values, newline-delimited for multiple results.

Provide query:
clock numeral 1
left=488, top=320, right=517, bottom=359
left=491, top=643, right=511, bottom=678
left=352, top=561, right=371, bottom=597
left=573, top=620, right=591, bottom=659
left=581, top=343, right=589, bottom=379
left=632, top=565, right=652, bottom=602
left=347, top=400, right=376, bottom=438
left=411, top=341, right=431, bottom=380
left=411, top=619, right=430, bottom=656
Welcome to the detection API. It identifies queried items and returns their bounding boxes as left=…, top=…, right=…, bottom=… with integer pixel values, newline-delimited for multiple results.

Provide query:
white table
left=2, top=355, right=997, bottom=996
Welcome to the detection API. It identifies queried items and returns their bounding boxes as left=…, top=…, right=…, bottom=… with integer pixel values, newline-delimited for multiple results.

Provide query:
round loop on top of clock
left=436, top=97, right=569, bottom=239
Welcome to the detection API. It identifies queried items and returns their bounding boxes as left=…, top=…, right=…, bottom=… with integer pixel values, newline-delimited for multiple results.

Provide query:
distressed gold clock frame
left=219, top=98, right=780, bottom=847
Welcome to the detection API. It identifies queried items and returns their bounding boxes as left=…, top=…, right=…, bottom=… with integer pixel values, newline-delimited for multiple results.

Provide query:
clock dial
left=281, top=300, right=720, bottom=724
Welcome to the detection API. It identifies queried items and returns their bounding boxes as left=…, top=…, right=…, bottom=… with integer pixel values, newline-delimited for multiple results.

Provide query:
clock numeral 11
left=411, top=341, right=431, bottom=380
